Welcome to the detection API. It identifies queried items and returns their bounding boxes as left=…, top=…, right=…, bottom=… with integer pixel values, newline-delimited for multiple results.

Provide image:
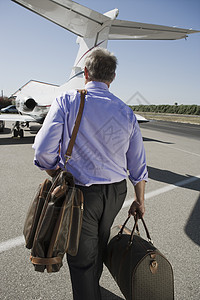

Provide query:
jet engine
left=23, top=98, right=37, bottom=111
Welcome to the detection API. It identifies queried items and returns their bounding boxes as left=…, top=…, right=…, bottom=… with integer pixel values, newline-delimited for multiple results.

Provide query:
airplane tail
left=12, top=0, right=199, bottom=41
left=12, top=0, right=116, bottom=38
left=12, top=1, right=120, bottom=89
left=13, top=0, right=199, bottom=85
left=12, top=0, right=200, bottom=91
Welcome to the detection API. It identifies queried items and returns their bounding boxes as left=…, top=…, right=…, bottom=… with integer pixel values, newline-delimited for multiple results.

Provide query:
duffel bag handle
left=119, top=215, right=153, bottom=245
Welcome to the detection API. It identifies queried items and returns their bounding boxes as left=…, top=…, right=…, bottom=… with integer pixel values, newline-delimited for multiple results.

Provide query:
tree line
left=0, top=97, right=13, bottom=109
left=131, top=104, right=200, bottom=115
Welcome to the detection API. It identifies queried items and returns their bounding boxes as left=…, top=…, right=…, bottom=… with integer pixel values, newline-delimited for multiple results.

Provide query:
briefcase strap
left=64, top=89, right=87, bottom=166
left=30, top=255, right=62, bottom=265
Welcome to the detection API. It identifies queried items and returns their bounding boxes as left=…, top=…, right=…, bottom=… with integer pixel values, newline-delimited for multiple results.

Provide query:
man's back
left=60, top=81, right=136, bottom=185
left=33, top=80, right=147, bottom=186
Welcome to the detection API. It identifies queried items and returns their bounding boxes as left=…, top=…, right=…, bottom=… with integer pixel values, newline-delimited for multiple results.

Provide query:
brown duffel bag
left=23, top=170, right=83, bottom=273
left=104, top=215, right=174, bottom=300
left=23, top=90, right=86, bottom=273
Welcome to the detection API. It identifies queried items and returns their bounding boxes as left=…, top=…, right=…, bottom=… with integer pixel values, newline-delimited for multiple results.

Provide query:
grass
left=136, top=112, right=200, bottom=125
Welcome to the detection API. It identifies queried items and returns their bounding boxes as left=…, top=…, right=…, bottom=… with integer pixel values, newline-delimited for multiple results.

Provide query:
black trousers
left=67, top=180, right=127, bottom=300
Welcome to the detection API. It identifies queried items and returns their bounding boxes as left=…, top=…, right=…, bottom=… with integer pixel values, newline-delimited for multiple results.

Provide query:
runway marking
left=123, top=173, right=200, bottom=208
left=0, top=174, right=200, bottom=254
left=0, top=235, right=25, bottom=254
left=163, top=144, right=200, bottom=157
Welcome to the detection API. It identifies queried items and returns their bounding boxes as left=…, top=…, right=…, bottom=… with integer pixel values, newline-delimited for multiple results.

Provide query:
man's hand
left=46, top=166, right=60, bottom=178
left=128, top=200, right=145, bottom=219
left=129, top=180, right=146, bottom=219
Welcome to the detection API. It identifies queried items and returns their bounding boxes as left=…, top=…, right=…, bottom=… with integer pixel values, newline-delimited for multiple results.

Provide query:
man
left=33, top=48, right=148, bottom=300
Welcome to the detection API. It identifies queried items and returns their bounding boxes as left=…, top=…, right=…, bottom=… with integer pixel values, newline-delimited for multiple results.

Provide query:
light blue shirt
left=33, top=81, right=148, bottom=186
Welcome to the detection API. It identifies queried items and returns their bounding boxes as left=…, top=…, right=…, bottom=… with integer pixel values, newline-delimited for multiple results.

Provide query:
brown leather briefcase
left=23, top=170, right=83, bottom=272
left=23, top=90, right=86, bottom=273
left=104, top=216, right=174, bottom=300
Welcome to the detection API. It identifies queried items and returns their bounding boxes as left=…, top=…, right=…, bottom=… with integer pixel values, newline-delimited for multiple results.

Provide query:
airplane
left=0, top=0, right=199, bottom=138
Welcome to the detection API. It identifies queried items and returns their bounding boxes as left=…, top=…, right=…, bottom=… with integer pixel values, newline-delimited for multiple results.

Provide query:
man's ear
left=84, top=67, right=89, bottom=79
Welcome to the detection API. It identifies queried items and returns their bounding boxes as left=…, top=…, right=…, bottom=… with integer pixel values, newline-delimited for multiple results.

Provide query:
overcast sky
left=0, top=0, right=200, bottom=105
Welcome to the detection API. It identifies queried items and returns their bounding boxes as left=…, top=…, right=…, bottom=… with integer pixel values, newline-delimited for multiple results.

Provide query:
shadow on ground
left=148, top=166, right=200, bottom=192
left=0, top=136, right=35, bottom=145
left=185, top=195, right=200, bottom=246
left=148, top=166, right=200, bottom=246
left=143, top=137, right=174, bottom=144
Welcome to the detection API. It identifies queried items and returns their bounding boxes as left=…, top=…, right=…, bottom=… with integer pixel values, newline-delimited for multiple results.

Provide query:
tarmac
left=0, top=120, right=199, bottom=299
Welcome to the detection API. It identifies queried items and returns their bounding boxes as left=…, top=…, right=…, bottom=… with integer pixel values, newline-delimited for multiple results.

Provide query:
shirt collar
left=85, top=81, right=109, bottom=91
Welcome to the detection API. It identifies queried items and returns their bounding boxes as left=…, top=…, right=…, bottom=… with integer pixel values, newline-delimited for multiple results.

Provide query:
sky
left=0, top=0, right=200, bottom=105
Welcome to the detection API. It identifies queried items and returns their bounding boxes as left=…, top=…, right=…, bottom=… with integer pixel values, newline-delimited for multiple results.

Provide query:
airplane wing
left=12, top=0, right=199, bottom=40
left=0, top=114, right=36, bottom=122
left=135, top=114, right=149, bottom=123
left=109, top=20, right=199, bottom=40
left=13, top=80, right=59, bottom=106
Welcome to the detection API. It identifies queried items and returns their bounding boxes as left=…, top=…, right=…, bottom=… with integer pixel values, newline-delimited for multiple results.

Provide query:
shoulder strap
left=65, top=89, right=87, bottom=164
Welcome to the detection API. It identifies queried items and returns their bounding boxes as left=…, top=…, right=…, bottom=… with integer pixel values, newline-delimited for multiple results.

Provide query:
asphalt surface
left=0, top=121, right=200, bottom=300
left=140, top=120, right=200, bottom=139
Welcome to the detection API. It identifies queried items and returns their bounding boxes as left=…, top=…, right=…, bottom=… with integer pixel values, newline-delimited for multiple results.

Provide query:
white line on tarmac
left=123, top=174, right=200, bottom=208
left=0, top=235, right=25, bottom=254
left=163, top=144, right=200, bottom=157
left=0, top=174, right=200, bottom=254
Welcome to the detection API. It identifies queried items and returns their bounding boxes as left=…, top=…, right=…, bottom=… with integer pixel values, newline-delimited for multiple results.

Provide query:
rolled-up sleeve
left=126, top=117, right=148, bottom=185
left=32, top=97, right=65, bottom=170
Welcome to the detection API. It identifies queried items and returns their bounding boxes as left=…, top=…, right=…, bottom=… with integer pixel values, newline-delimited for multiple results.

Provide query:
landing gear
left=12, top=121, right=28, bottom=138
left=13, top=128, right=24, bottom=138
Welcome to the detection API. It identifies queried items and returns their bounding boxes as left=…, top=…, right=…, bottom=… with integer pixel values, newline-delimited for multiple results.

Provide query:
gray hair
left=84, top=48, right=117, bottom=82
